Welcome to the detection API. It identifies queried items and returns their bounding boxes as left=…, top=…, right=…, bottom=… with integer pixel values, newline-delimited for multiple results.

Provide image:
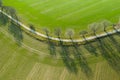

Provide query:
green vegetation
left=1, top=0, right=120, bottom=80
left=3, top=0, right=120, bottom=33
left=0, top=25, right=120, bottom=80
left=0, top=4, right=23, bottom=45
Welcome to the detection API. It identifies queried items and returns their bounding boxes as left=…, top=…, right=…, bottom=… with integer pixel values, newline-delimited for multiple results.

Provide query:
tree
left=101, top=20, right=112, bottom=32
left=8, top=21, right=23, bottom=46
left=0, top=7, right=9, bottom=25
left=43, top=28, right=50, bottom=38
left=66, top=29, right=75, bottom=46
left=88, top=22, right=98, bottom=37
left=29, top=24, right=36, bottom=34
left=112, top=24, right=118, bottom=31
left=54, top=28, right=63, bottom=45
left=43, top=28, right=50, bottom=43
left=43, top=28, right=56, bottom=56
left=66, top=29, right=74, bottom=39
left=0, top=1, right=7, bottom=25
left=54, top=28, right=61, bottom=39
left=114, top=18, right=120, bottom=30
left=0, top=2, right=18, bottom=25
left=4, top=6, right=18, bottom=20
left=0, top=0, right=23, bottom=46
left=79, top=30, right=88, bottom=42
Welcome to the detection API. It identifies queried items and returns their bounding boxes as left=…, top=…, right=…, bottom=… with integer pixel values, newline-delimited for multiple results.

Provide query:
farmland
left=1, top=0, right=120, bottom=80
left=0, top=26, right=120, bottom=80
left=3, top=0, right=120, bottom=33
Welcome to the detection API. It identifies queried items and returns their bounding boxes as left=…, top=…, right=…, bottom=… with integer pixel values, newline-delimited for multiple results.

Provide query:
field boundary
left=0, top=9, right=120, bottom=45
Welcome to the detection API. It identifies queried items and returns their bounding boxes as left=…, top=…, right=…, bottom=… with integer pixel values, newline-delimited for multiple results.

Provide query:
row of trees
left=0, top=0, right=23, bottom=45
left=1, top=0, right=120, bottom=75
left=42, top=20, right=120, bottom=44
left=0, top=0, right=16, bottom=24
left=1, top=0, right=120, bottom=45
left=45, top=22, right=120, bottom=74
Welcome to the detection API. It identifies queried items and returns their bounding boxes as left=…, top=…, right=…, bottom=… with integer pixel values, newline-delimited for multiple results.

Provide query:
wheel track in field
left=0, top=27, right=50, bottom=57
left=0, top=9, right=120, bottom=44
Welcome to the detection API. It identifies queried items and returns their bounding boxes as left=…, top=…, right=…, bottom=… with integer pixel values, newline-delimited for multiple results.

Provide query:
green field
left=3, top=0, right=120, bottom=32
left=1, top=0, right=120, bottom=80
left=0, top=26, right=120, bottom=80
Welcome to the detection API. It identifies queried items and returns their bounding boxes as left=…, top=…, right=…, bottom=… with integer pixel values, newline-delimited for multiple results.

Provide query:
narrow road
left=0, top=9, right=119, bottom=43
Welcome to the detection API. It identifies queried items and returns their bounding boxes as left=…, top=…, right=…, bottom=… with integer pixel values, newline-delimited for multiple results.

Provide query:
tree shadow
left=96, top=37, right=120, bottom=74
left=0, top=7, right=23, bottom=46
left=44, top=30, right=56, bottom=57
left=84, top=42, right=98, bottom=56
left=71, top=41, right=93, bottom=78
left=8, top=21, right=23, bottom=46
left=106, top=34, right=120, bottom=53
left=59, top=40, right=78, bottom=73
left=0, top=11, right=9, bottom=26
left=47, top=40, right=56, bottom=57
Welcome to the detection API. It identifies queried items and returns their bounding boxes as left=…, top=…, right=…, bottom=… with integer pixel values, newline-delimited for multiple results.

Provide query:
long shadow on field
left=59, top=40, right=78, bottom=73
left=0, top=11, right=9, bottom=26
left=96, top=37, right=120, bottom=74
left=105, top=32, right=120, bottom=53
left=0, top=9, right=23, bottom=46
left=84, top=42, right=98, bottom=56
left=8, top=21, right=23, bottom=46
left=71, top=41, right=93, bottom=77
left=45, top=31, right=56, bottom=56
left=47, top=40, right=56, bottom=57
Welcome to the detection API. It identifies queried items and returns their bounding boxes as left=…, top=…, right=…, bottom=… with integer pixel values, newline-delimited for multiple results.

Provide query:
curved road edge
left=0, top=9, right=120, bottom=43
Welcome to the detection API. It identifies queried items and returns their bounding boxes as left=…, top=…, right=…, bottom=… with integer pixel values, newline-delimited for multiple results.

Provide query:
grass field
left=0, top=26, right=120, bottom=80
left=3, top=0, right=120, bottom=33
left=1, top=0, right=120, bottom=80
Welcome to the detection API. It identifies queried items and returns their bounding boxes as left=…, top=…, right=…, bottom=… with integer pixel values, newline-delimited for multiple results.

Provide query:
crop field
left=1, top=0, right=120, bottom=80
left=0, top=26, right=120, bottom=80
left=3, top=0, right=120, bottom=32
